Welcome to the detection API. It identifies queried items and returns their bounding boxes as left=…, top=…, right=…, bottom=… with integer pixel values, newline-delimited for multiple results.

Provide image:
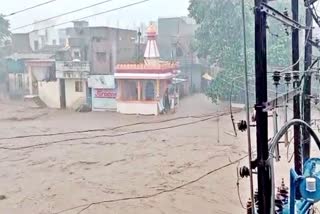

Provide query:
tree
left=188, top=0, right=293, bottom=103
left=0, top=15, right=10, bottom=46
left=0, top=15, right=10, bottom=83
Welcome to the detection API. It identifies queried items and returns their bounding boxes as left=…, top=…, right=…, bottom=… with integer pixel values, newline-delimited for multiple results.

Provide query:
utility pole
left=291, top=0, right=302, bottom=176
left=303, top=4, right=313, bottom=162
left=137, top=28, right=141, bottom=63
left=254, top=0, right=271, bottom=213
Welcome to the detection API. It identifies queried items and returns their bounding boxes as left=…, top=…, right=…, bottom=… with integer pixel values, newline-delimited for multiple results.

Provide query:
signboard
left=94, top=89, right=117, bottom=98
left=92, top=88, right=117, bottom=111
left=88, top=75, right=115, bottom=89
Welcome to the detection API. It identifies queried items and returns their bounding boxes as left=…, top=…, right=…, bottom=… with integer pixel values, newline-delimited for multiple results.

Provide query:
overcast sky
left=1, top=0, right=190, bottom=33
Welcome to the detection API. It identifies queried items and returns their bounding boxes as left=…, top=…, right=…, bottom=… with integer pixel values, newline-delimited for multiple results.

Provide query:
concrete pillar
left=156, top=79, right=160, bottom=98
left=117, top=80, right=122, bottom=100
left=27, top=65, right=33, bottom=95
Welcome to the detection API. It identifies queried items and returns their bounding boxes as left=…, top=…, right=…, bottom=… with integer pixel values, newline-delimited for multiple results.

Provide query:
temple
left=115, top=23, right=178, bottom=115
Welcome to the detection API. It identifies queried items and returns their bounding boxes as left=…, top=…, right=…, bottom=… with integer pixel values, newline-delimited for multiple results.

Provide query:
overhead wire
left=12, top=0, right=114, bottom=31
left=0, top=112, right=235, bottom=151
left=3, top=0, right=58, bottom=17
left=30, top=0, right=152, bottom=32
left=241, top=1, right=255, bottom=212
left=0, top=112, right=224, bottom=141
left=52, top=154, right=249, bottom=214
left=278, top=0, right=320, bottom=74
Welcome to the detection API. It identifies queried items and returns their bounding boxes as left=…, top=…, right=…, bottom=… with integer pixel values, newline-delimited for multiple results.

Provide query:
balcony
left=56, top=61, right=90, bottom=79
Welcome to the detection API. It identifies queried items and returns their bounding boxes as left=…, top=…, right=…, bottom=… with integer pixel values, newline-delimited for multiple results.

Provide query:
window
left=96, top=52, right=107, bottom=62
left=34, top=40, right=39, bottom=51
left=75, top=81, right=83, bottom=92
left=74, top=51, right=80, bottom=59
left=52, top=39, right=57, bottom=45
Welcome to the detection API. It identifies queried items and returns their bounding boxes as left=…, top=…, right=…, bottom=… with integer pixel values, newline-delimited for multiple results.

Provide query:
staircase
left=24, top=95, right=47, bottom=108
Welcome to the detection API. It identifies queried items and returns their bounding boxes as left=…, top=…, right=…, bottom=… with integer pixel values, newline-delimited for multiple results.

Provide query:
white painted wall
left=117, top=101, right=158, bottom=115
left=29, top=27, right=60, bottom=51
left=38, top=81, right=60, bottom=108
left=65, top=79, right=87, bottom=108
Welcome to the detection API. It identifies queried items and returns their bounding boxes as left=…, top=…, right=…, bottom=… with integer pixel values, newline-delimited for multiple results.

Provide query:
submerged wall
left=117, top=101, right=158, bottom=115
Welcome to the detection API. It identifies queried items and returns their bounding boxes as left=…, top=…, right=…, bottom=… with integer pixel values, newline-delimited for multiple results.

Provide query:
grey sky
left=1, top=0, right=190, bottom=33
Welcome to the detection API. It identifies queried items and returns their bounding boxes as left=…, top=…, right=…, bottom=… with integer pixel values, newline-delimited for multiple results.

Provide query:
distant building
left=158, top=17, right=207, bottom=92
left=64, top=21, right=137, bottom=74
left=6, top=21, right=138, bottom=110
left=11, top=34, right=33, bottom=53
left=29, top=20, right=61, bottom=51
left=5, top=53, right=55, bottom=99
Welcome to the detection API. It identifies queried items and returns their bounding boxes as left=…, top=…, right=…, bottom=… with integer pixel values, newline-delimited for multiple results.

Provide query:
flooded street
left=0, top=94, right=252, bottom=214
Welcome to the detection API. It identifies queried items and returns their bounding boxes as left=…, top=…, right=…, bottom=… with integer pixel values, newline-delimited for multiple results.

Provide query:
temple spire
left=144, top=23, right=160, bottom=64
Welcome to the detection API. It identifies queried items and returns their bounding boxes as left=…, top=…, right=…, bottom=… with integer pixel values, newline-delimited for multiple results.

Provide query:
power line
left=0, top=113, right=217, bottom=141
left=3, top=0, right=58, bottom=17
left=31, top=0, right=151, bottom=32
left=279, top=1, right=319, bottom=73
left=52, top=154, right=249, bottom=214
left=0, top=112, right=233, bottom=151
left=12, top=0, right=114, bottom=31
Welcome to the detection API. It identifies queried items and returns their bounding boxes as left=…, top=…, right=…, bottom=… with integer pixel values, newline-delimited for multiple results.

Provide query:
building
left=29, top=20, right=61, bottom=51
left=115, top=24, right=178, bottom=115
left=64, top=21, right=137, bottom=73
left=24, top=58, right=56, bottom=108
left=158, top=17, right=207, bottom=92
left=55, top=60, right=90, bottom=109
left=5, top=53, right=54, bottom=99
left=88, top=75, right=117, bottom=111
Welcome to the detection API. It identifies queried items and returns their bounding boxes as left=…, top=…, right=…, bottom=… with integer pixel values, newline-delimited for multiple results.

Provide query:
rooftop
left=116, top=61, right=177, bottom=70
left=6, top=53, right=55, bottom=60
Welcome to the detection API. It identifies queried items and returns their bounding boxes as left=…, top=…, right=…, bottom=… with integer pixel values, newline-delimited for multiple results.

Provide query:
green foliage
left=0, top=15, right=10, bottom=45
left=0, top=15, right=10, bottom=83
left=189, top=0, right=293, bottom=103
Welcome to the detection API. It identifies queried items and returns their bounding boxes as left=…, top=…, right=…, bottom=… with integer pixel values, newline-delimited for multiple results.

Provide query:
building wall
left=117, top=101, right=158, bottom=115
left=38, top=80, right=60, bottom=108
left=158, top=17, right=197, bottom=60
left=11, top=34, right=32, bottom=53
left=29, top=27, right=60, bottom=51
left=91, top=38, right=116, bottom=74
left=65, top=79, right=87, bottom=108
left=65, top=26, right=136, bottom=65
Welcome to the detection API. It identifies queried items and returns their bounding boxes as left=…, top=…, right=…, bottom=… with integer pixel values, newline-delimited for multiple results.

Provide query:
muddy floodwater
left=0, top=94, right=312, bottom=214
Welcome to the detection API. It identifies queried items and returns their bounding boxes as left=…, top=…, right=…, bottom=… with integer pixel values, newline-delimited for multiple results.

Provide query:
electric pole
left=137, top=28, right=141, bottom=63
left=291, top=0, right=302, bottom=176
left=303, top=4, right=313, bottom=162
left=254, top=0, right=271, bottom=213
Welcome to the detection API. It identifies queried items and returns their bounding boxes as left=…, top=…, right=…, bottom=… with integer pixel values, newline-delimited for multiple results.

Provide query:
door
left=60, top=79, right=66, bottom=108
left=145, top=81, right=155, bottom=101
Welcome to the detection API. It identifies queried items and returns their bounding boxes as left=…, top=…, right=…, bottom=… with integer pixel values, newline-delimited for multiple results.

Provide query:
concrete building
left=115, top=24, right=178, bottom=115
left=158, top=17, right=207, bottom=92
left=29, top=20, right=61, bottom=51
left=24, top=59, right=57, bottom=108
left=55, top=61, right=89, bottom=109
left=5, top=53, right=54, bottom=99
left=64, top=21, right=137, bottom=74
left=23, top=58, right=89, bottom=109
